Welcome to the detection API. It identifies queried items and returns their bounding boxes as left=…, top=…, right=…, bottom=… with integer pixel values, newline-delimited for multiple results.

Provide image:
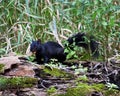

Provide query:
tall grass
left=0, top=0, right=120, bottom=60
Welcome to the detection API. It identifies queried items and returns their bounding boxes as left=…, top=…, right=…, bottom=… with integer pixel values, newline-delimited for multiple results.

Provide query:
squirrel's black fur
left=30, top=40, right=66, bottom=64
left=30, top=32, right=99, bottom=64
left=67, top=32, right=99, bottom=58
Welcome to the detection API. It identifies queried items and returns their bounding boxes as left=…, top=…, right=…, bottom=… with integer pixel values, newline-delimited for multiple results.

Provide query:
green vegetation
left=64, top=45, right=79, bottom=60
left=0, top=1, right=120, bottom=95
left=76, top=75, right=89, bottom=82
left=43, top=65, right=74, bottom=78
left=47, top=86, right=57, bottom=96
left=0, top=0, right=120, bottom=60
left=0, top=64, right=5, bottom=73
left=0, top=76, right=38, bottom=90
left=57, top=83, right=120, bottom=96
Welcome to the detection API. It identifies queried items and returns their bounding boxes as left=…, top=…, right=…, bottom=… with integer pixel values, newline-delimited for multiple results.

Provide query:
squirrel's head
left=30, top=39, right=41, bottom=53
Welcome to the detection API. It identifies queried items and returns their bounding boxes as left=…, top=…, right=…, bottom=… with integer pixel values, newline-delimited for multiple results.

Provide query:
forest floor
left=0, top=53, right=120, bottom=96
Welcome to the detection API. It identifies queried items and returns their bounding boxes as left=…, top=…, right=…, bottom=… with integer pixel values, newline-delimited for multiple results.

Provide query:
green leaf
left=102, top=21, right=107, bottom=26
left=109, top=16, right=115, bottom=27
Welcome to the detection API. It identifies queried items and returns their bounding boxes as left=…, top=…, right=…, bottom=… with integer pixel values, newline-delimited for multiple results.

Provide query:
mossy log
left=57, top=83, right=120, bottom=96
left=40, top=66, right=75, bottom=79
left=0, top=76, right=38, bottom=90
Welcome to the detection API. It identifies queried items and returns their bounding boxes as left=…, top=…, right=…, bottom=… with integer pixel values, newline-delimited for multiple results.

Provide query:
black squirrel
left=30, top=39, right=66, bottom=64
left=67, top=32, right=99, bottom=58
left=30, top=32, right=99, bottom=64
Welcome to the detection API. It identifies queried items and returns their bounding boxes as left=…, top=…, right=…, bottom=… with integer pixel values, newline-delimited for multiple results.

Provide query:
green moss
left=47, top=86, right=57, bottom=96
left=0, top=76, right=38, bottom=90
left=56, top=83, right=120, bottom=96
left=91, top=83, right=105, bottom=91
left=92, top=83, right=120, bottom=95
left=104, top=89, right=120, bottom=96
left=58, top=86, right=91, bottom=96
left=43, top=66, right=74, bottom=78
left=0, top=64, right=5, bottom=73
left=76, top=75, right=89, bottom=82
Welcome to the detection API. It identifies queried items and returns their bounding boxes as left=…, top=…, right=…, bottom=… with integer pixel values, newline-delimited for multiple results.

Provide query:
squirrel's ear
left=31, top=39, right=34, bottom=43
left=37, top=39, right=41, bottom=43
